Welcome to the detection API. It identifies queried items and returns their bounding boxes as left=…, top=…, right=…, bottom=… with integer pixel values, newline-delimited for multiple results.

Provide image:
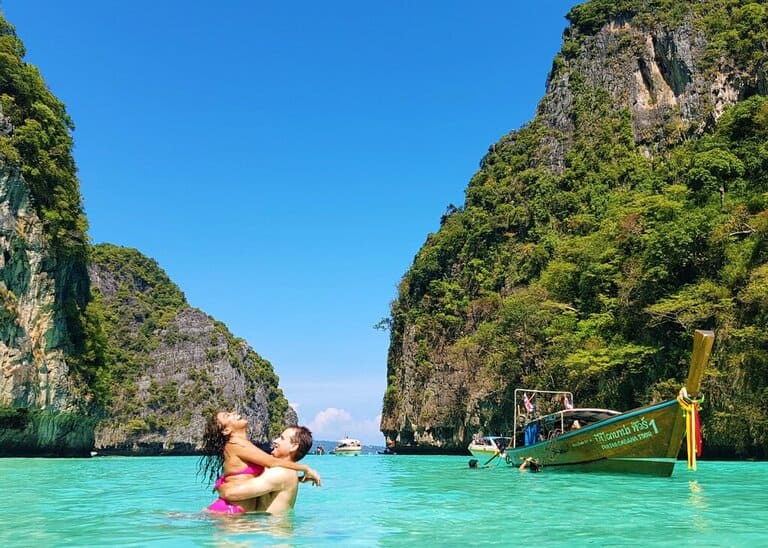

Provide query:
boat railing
left=512, top=389, right=573, bottom=449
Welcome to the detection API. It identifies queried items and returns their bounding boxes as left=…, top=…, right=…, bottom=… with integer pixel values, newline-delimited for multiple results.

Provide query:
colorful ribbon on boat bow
left=677, top=387, right=704, bottom=470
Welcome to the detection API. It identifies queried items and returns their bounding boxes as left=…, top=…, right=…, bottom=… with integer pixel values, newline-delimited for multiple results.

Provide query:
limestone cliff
left=381, top=0, right=768, bottom=457
left=0, top=167, right=95, bottom=456
left=537, top=9, right=764, bottom=172
left=0, top=17, right=95, bottom=457
left=0, top=14, right=296, bottom=457
left=89, top=244, right=296, bottom=455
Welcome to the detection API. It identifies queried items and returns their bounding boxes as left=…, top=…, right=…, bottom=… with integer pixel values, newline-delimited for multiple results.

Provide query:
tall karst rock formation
left=0, top=16, right=295, bottom=456
left=381, top=0, right=768, bottom=458
left=0, top=16, right=95, bottom=456
left=89, top=244, right=296, bottom=456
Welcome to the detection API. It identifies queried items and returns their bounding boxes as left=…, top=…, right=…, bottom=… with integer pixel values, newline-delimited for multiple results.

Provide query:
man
left=217, top=425, right=315, bottom=514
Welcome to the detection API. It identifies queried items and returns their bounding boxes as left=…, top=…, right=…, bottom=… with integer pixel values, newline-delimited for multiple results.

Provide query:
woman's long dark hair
left=197, top=414, right=228, bottom=490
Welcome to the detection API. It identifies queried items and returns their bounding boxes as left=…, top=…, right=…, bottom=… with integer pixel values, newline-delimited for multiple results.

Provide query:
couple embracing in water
left=199, top=411, right=321, bottom=515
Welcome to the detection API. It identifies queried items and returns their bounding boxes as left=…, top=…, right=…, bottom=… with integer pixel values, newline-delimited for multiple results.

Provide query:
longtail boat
left=472, top=330, right=714, bottom=476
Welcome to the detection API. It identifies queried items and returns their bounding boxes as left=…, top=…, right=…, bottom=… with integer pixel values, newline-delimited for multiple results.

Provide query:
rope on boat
left=677, top=387, right=705, bottom=470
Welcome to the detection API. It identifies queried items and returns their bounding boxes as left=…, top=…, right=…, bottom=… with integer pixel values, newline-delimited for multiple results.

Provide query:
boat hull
left=334, top=449, right=362, bottom=456
left=468, top=448, right=500, bottom=461
left=504, top=398, right=687, bottom=476
left=468, top=436, right=512, bottom=461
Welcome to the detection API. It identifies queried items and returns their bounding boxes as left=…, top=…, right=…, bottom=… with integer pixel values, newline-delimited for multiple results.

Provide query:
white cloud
left=311, top=407, right=352, bottom=431
left=308, top=407, right=384, bottom=446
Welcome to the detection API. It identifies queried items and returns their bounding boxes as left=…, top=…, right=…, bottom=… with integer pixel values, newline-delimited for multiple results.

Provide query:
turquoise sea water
left=1, top=455, right=764, bottom=546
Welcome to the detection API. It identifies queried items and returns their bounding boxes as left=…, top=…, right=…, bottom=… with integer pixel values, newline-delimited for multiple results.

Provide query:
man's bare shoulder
left=264, top=464, right=299, bottom=481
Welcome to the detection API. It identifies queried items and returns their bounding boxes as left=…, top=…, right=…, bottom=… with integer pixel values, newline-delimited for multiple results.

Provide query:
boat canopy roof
left=473, top=436, right=512, bottom=443
left=337, top=438, right=361, bottom=445
left=512, top=388, right=622, bottom=448
left=541, top=408, right=621, bottom=424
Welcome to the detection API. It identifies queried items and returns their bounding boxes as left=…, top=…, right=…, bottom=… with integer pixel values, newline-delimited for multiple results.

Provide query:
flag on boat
left=524, top=392, right=534, bottom=413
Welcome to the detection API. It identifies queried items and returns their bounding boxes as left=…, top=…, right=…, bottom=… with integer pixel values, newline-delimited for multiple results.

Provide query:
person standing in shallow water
left=217, top=425, right=315, bottom=515
left=199, top=411, right=321, bottom=513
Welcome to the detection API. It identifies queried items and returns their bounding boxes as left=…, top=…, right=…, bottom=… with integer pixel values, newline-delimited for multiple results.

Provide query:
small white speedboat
left=333, top=437, right=362, bottom=456
left=467, top=436, right=512, bottom=462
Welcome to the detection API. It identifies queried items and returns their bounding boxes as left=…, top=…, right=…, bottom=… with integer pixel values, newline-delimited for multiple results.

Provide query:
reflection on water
left=210, top=510, right=294, bottom=537
left=688, top=479, right=706, bottom=505
left=687, top=479, right=711, bottom=533
left=164, top=510, right=295, bottom=546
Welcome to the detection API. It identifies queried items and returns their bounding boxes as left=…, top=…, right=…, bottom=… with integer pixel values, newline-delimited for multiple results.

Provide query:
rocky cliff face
left=89, top=244, right=296, bottom=455
left=381, top=2, right=768, bottom=454
left=0, top=178, right=297, bottom=458
left=0, top=166, right=95, bottom=456
left=0, top=13, right=296, bottom=457
left=0, top=15, right=96, bottom=456
left=538, top=16, right=762, bottom=172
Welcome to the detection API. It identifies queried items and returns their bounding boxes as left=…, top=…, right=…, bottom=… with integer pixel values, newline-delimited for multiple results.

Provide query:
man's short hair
left=288, top=425, right=313, bottom=461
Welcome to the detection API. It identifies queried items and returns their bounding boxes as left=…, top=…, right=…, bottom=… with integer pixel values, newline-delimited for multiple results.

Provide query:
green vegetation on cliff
left=0, top=14, right=102, bottom=393
left=385, top=0, right=768, bottom=457
left=0, top=17, right=86, bottom=247
left=90, top=243, right=292, bottom=438
left=562, top=0, right=768, bottom=83
left=88, top=244, right=186, bottom=404
left=0, top=12, right=292, bottom=451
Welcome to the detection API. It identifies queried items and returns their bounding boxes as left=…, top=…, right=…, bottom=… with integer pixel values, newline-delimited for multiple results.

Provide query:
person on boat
left=199, top=411, right=321, bottom=513
left=524, top=421, right=540, bottom=446
left=571, top=419, right=582, bottom=430
left=519, top=457, right=542, bottom=472
left=562, top=394, right=574, bottom=410
left=217, top=425, right=314, bottom=515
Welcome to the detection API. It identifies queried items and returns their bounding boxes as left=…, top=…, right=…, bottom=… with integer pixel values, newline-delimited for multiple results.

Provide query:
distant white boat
left=333, top=437, right=362, bottom=456
left=467, top=436, right=511, bottom=463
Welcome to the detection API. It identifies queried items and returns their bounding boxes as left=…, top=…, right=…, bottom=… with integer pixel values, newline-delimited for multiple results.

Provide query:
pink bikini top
left=213, top=463, right=264, bottom=489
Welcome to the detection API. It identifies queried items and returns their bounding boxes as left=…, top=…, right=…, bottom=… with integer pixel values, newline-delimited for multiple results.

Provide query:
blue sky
left=4, top=1, right=577, bottom=445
